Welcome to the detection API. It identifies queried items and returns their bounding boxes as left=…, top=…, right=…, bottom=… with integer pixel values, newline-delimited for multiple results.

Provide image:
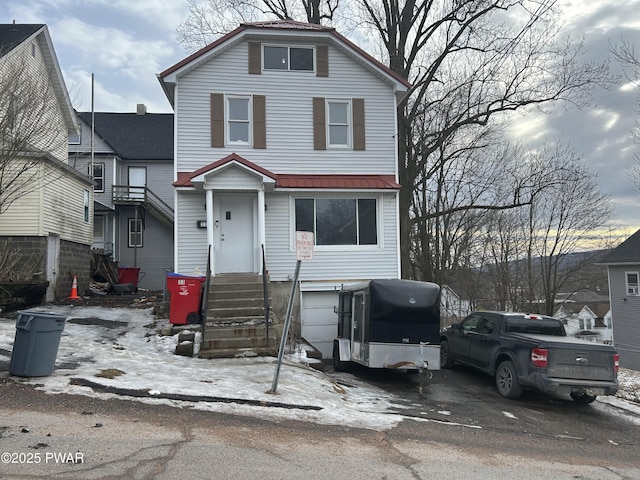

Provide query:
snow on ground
left=1, top=305, right=639, bottom=431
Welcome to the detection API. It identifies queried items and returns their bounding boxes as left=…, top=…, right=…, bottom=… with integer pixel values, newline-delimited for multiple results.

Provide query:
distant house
left=68, top=106, right=174, bottom=290
left=158, top=20, right=409, bottom=357
left=598, top=228, right=640, bottom=370
left=554, top=304, right=613, bottom=344
left=0, top=23, right=93, bottom=301
left=441, top=285, right=472, bottom=327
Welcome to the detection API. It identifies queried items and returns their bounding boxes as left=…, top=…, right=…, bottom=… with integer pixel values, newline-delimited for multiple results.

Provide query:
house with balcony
left=598, top=228, right=640, bottom=370
left=158, top=20, right=409, bottom=357
left=68, top=106, right=174, bottom=290
left=0, top=23, right=93, bottom=302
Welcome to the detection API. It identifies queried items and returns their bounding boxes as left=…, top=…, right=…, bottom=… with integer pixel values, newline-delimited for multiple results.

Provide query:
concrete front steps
left=199, top=273, right=279, bottom=359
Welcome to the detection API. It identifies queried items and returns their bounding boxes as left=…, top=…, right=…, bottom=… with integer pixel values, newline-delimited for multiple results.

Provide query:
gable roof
left=158, top=19, right=411, bottom=105
left=77, top=112, right=174, bottom=161
left=174, top=153, right=401, bottom=190
left=598, top=228, right=640, bottom=265
left=0, top=23, right=77, bottom=135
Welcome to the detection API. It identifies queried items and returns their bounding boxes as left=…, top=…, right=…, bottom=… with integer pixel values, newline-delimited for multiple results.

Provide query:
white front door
left=216, top=194, right=255, bottom=273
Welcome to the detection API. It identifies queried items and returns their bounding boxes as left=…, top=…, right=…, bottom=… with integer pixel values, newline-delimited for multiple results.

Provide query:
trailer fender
left=335, top=338, right=352, bottom=362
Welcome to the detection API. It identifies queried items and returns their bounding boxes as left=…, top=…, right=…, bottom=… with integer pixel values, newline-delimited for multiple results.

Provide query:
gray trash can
left=9, top=311, right=66, bottom=377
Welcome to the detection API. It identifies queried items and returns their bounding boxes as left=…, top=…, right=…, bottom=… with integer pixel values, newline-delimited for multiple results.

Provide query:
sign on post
left=270, top=232, right=314, bottom=394
left=295, top=231, right=314, bottom=260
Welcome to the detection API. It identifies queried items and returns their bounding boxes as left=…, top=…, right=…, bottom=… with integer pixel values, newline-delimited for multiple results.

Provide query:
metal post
left=270, top=260, right=301, bottom=394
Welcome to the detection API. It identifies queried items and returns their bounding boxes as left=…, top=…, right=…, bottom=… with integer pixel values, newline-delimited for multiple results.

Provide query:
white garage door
left=300, top=291, right=340, bottom=359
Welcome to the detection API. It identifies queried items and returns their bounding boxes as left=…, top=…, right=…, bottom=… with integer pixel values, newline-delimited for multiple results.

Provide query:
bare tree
left=610, top=38, right=640, bottom=192
left=0, top=46, right=69, bottom=215
left=354, top=0, right=612, bottom=277
left=177, top=0, right=340, bottom=51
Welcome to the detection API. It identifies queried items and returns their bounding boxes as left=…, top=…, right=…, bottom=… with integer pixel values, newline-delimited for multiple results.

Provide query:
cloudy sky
left=1, top=0, right=639, bottom=234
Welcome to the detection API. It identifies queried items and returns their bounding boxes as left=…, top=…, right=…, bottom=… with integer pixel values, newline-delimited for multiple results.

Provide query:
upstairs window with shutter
left=313, top=97, right=365, bottom=150
left=250, top=43, right=328, bottom=76
left=264, top=45, right=314, bottom=71
left=210, top=93, right=266, bottom=149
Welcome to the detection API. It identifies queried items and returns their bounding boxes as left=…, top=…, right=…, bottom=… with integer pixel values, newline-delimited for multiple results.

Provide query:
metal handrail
left=201, top=245, right=212, bottom=340
left=262, top=244, right=270, bottom=345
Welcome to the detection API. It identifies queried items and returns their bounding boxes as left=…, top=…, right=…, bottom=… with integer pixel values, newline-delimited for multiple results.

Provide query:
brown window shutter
left=253, top=95, right=266, bottom=149
left=210, top=93, right=224, bottom=147
left=313, top=97, right=326, bottom=150
left=248, top=42, right=261, bottom=74
left=353, top=98, right=365, bottom=150
left=316, top=45, right=328, bottom=77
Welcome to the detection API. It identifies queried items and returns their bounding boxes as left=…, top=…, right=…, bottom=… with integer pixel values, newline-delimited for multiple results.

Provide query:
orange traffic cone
left=68, top=275, right=81, bottom=300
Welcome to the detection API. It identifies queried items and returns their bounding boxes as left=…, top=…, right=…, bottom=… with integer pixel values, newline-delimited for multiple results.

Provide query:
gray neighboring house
left=598, top=228, right=640, bottom=371
left=68, top=106, right=174, bottom=290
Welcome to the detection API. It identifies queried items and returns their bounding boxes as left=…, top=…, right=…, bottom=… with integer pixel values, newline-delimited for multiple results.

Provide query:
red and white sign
left=295, top=231, right=314, bottom=260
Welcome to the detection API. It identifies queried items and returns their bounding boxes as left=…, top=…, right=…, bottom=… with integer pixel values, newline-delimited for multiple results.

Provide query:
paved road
left=1, top=370, right=639, bottom=480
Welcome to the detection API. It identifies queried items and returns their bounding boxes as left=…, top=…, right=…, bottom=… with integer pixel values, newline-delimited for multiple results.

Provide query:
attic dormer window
left=264, top=45, right=314, bottom=71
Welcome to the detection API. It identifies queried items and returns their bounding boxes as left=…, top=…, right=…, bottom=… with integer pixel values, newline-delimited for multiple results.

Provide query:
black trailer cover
left=367, top=279, right=440, bottom=344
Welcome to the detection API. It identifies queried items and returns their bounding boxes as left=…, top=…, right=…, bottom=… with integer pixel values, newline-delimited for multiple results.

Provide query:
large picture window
left=264, top=45, right=314, bottom=71
left=295, top=198, right=377, bottom=246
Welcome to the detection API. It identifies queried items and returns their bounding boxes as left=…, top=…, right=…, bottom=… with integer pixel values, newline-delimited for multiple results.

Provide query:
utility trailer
left=333, top=279, right=441, bottom=378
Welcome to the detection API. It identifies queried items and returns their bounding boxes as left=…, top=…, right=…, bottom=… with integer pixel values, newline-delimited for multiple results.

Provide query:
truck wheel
left=496, top=360, right=523, bottom=399
left=570, top=392, right=597, bottom=404
left=440, top=340, right=454, bottom=369
left=333, top=340, right=349, bottom=372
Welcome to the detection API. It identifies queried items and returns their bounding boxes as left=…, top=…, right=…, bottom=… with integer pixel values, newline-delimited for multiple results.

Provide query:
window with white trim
left=327, top=100, right=350, bottom=147
left=626, top=271, right=639, bottom=295
left=294, top=197, right=378, bottom=246
left=88, top=163, right=104, bottom=192
left=128, top=218, right=143, bottom=248
left=226, top=96, right=251, bottom=144
left=263, top=45, right=314, bottom=71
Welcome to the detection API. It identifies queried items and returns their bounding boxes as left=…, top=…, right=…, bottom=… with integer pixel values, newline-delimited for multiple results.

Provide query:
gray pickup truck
left=440, top=311, right=619, bottom=403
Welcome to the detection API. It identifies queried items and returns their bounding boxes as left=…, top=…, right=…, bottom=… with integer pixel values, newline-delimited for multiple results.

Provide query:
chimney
left=136, top=104, right=147, bottom=115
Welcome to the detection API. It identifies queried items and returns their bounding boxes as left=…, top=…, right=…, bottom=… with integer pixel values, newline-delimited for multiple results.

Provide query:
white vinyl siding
left=608, top=265, right=640, bottom=370
left=175, top=191, right=209, bottom=274
left=263, top=192, right=398, bottom=282
left=174, top=41, right=397, bottom=174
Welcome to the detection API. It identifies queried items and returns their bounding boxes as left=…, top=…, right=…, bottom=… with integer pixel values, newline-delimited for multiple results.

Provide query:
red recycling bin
left=118, top=267, right=140, bottom=286
left=166, top=274, right=205, bottom=325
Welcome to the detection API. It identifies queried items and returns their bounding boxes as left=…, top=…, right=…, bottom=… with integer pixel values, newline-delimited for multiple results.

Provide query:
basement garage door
left=300, top=290, right=340, bottom=359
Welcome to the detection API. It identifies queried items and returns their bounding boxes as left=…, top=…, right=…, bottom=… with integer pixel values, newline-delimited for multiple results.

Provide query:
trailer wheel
left=495, top=360, right=523, bottom=399
left=333, top=340, right=349, bottom=372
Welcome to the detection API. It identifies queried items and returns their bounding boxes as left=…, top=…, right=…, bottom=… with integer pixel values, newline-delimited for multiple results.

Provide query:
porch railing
left=112, top=185, right=174, bottom=227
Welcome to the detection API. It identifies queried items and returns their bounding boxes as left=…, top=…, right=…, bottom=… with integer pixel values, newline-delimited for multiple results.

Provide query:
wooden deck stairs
left=199, top=273, right=279, bottom=359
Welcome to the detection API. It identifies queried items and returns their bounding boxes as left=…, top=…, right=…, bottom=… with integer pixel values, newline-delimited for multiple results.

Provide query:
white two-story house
left=158, top=20, right=409, bottom=357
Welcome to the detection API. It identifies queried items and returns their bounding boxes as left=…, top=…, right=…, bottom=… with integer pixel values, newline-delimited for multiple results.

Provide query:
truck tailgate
left=523, top=336, right=617, bottom=381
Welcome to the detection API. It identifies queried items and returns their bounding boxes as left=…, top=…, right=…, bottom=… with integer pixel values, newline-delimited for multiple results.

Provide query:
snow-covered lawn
left=1, top=305, right=638, bottom=430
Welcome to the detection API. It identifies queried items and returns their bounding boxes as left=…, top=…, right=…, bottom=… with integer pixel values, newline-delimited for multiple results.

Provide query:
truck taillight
left=614, top=353, right=620, bottom=373
left=531, top=348, right=548, bottom=368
